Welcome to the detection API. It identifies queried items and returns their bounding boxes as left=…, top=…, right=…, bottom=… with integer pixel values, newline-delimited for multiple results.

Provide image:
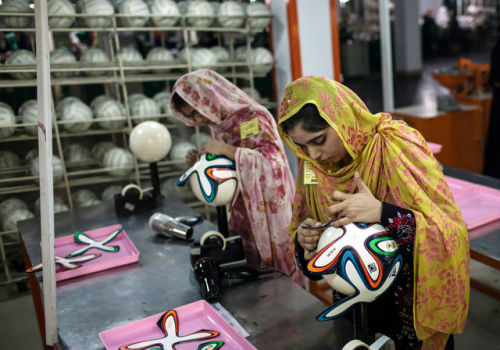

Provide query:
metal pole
left=34, top=0, right=57, bottom=346
left=378, top=0, right=394, bottom=111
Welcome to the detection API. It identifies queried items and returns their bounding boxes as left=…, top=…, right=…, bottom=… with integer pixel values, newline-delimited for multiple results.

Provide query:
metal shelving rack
left=0, top=6, right=275, bottom=287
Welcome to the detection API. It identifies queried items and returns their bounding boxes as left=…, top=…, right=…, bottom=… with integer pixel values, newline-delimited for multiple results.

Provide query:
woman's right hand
left=297, top=218, right=323, bottom=260
left=185, top=149, right=199, bottom=167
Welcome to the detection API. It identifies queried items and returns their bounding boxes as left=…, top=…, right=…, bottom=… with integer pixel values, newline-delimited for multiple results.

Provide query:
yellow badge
left=240, top=118, right=259, bottom=139
left=304, top=162, right=318, bottom=185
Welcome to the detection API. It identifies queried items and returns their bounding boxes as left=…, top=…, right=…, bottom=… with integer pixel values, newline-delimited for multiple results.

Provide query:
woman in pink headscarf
left=170, top=69, right=303, bottom=284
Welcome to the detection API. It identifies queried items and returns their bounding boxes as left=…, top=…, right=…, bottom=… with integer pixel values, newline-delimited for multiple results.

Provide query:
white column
left=394, top=0, right=422, bottom=74
left=379, top=0, right=394, bottom=111
left=296, top=0, right=334, bottom=78
left=34, top=0, right=57, bottom=345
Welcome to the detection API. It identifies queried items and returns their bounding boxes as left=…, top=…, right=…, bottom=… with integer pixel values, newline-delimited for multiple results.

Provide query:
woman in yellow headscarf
left=277, top=76, right=469, bottom=350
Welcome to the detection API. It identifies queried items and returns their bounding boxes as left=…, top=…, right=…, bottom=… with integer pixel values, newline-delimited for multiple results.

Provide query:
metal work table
left=19, top=197, right=351, bottom=350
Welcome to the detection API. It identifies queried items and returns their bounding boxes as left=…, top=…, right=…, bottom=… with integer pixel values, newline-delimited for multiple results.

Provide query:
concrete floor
left=0, top=52, right=498, bottom=349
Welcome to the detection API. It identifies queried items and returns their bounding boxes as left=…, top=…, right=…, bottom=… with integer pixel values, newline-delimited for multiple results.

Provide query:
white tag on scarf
left=240, top=118, right=259, bottom=139
left=304, top=162, right=318, bottom=185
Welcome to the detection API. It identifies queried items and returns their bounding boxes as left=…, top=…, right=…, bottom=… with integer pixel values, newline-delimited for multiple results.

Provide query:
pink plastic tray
left=427, top=142, right=443, bottom=154
left=51, top=224, right=139, bottom=282
left=99, top=300, right=256, bottom=350
left=446, top=176, right=500, bottom=230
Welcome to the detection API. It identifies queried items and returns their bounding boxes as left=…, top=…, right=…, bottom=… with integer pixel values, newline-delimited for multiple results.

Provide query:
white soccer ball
left=117, top=0, right=150, bottom=27
left=0, top=151, right=21, bottom=178
left=20, top=100, right=38, bottom=135
left=30, top=155, right=64, bottom=184
left=91, top=141, right=115, bottom=165
left=129, top=121, right=172, bottom=162
left=0, top=102, right=17, bottom=139
left=0, top=198, right=28, bottom=220
left=127, top=93, right=147, bottom=107
left=249, top=47, right=273, bottom=74
left=191, top=48, right=217, bottom=69
left=101, top=184, right=122, bottom=201
left=153, top=91, right=171, bottom=114
left=0, top=0, right=32, bottom=28
left=130, top=97, right=160, bottom=123
left=56, top=96, right=82, bottom=118
left=146, top=48, right=175, bottom=73
left=48, top=0, right=76, bottom=28
left=177, top=1, right=188, bottom=14
left=189, top=131, right=210, bottom=147
left=59, top=99, right=94, bottom=133
left=209, top=45, right=230, bottom=62
left=102, top=147, right=134, bottom=177
left=94, top=98, right=127, bottom=129
left=34, top=196, right=68, bottom=215
left=6, top=50, right=36, bottom=79
left=80, top=48, right=111, bottom=76
left=1, top=208, right=34, bottom=231
left=217, top=1, right=244, bottom=28
left=186, top=0, right=214, bottom=27
left=90, top=95, right=113, bottom=110
left=50, top=47, right=77, bottom=78
left=80, top=0, right=114, bottom=27
left=234, top=46, right=247, bottom=61
left=72, top=189, right=98, bottom=207
left=169, top=141, right=196, bottom=169
left=64, top=143, right=92, bottom=166
left=119, top=47, right=143, bottom=74
left=149, top=0, right=179, bottom=26
left=24, top=149, right=38, bottom=163
left=246, top=2, right=271, bottom=31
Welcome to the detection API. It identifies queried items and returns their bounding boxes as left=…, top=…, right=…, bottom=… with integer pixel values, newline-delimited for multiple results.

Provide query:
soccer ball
left=50, top=47, right=77, bottom=78
left=169, top=140, right=196, bottom=169
left=94, top=98, right=127, bottom=130
left=153, top=91, right=171, bottom=114
left=149, top=0, right=179, bottom=26
left=246, top=2, right=271, bottom=31
left=130, top=97, right=160, bottom=123
left=59, top=99, right=94, bottom=133
left=64, top=143, right=92, bottom=166
left=0, top=102, right=17, bottom=139
left=191, top=48, right=217, bottom=69
left=20, top=100, right=39, bottom=136
left=146, top=48, right=175, bottom=73
left=249, top=47, right=273, bottom=75
left=80, top=0, right=114, bottom=27
left=102, top=147, right=134, bottom=177
left=0, top=0, right=32, bottom=28
left=0, top=151, right=21, bottom=178
left=119, top=47, right=144, bottom=74
left=80, top=48, right=111, bottom=76
left=0, top=198, right=28, bottom=220
left=101, top=184, right=122, bottom=201
left=91, top=141, right=115, bottom=165
left=217, top=1, right=244, bottom=28
left=48, top=0, right=76, bottom=28
left=186, top=0, right=214, bottom=27
left=6, top=50, right=36, bottom=79
left=117, top=0, right=150, bottom=27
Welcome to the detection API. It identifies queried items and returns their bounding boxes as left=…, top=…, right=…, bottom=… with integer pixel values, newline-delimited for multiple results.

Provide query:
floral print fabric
left=170, top=69, right=302, bottom=284
left=277, top=76, right=469, bottom=349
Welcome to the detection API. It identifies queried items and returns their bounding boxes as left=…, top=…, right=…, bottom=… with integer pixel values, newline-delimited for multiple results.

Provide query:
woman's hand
left=185, top=149, right=199, bottom=167
left=327, top=172, right=382, bottom=227
left=200, top=139, right=237, bottom=160
left=296, top=218, right=323, bottom=260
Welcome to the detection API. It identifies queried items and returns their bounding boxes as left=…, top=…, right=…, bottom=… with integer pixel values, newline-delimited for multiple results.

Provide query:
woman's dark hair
left=281, top=103, right=329, bottom=133
left=171, top=92, right=187, bottom=110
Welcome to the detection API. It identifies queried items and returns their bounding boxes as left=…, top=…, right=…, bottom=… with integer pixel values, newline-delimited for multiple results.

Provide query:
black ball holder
left=216, top=205, right=229, bottom=238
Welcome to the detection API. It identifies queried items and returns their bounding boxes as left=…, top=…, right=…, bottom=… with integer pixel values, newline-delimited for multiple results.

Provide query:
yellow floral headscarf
left=277, top=76, right=470, bottom=349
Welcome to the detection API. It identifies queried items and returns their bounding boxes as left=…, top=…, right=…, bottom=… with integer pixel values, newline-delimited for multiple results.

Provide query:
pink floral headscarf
left=171, top=69, right=303, bottom=284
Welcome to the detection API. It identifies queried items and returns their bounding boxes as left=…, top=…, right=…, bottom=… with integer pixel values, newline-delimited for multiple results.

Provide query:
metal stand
left=216, top=206, right=229, bottom=238
left=149, top=162, right=161, bottom=197
left=353, top=303, right=370, bottom=343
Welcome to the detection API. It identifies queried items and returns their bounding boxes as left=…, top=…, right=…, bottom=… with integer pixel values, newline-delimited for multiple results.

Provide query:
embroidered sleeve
left=381, top=202, right=416, bottom=255
left=294, top=236, right=322, bottom=281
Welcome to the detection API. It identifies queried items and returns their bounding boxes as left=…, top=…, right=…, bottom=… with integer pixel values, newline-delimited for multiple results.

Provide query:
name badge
left=304, top=162, right=318, bottom=185
left=240, top=118, right=259, bottom=139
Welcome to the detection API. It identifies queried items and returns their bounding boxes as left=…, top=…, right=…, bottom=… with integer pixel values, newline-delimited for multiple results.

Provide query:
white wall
left=296, top=0, right=334, bottom=78
left=419, top=0, right=443, bottom=16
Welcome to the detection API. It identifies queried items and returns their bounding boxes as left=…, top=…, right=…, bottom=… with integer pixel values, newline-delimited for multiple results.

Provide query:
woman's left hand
left=327, top=172, right=382, bottom=227
left=200, top=139, right=237, bottom=160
